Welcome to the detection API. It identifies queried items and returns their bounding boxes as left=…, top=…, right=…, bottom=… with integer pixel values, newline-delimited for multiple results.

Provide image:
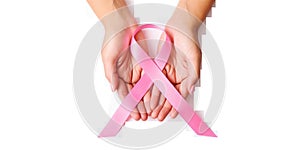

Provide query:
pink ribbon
left=99, top=24, right=216, bottom=137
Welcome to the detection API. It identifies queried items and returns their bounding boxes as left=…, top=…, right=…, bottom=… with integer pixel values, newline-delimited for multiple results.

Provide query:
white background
left=1, top=0, right=300, bottom=149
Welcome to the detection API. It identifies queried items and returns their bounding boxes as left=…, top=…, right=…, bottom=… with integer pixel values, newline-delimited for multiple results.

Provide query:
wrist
left=87, top=0, right=127, bottom=19
left=178, top=0, right=214, bottom=21
left=101, top=5, right=137, bottom=35
left=166, top=7, right=201, bottom=42
left=87, top=0, right=136, bottom=32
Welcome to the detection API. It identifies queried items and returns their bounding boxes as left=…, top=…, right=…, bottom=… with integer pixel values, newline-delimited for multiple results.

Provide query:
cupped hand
left=150, top=26, right=201, bottom=121
left=101, top=26, right=148, bottom=121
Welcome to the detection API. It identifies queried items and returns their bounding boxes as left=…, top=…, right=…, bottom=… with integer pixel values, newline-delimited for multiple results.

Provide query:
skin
left=149, top=26, right=202, bottom=121
left=87, top=0, right=148, bottom=120
left=146, top=0, right=215, bottom=120
left=87, top=0, right=215, bottom=121
left=102, top=27, right=149, bottom=121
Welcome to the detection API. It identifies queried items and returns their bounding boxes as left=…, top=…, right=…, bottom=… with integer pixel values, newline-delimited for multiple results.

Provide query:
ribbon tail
left=188, top=113, right=217, bottom=137
left=99, top=106, right=131, bottom=137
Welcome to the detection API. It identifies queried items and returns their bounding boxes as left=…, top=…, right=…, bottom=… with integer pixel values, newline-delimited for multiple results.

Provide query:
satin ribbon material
left=99, top=24, right=216, bottom=137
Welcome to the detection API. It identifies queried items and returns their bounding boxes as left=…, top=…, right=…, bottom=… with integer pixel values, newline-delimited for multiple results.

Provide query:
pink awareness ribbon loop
left=99, top=24, right=216, bottom=137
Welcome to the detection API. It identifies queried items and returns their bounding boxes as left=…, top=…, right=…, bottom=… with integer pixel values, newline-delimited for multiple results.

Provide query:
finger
left=132, top=64, right=142, bottom=83
left=185, top=45, right=201, bottom=88
left=127, top=80, right=147, bottom=122
left=152, top=69, right=167, bottom=109
left=158, top=100, right=172, bottom=121
left=164, top=63, right=179, bottom=119
left=151, top=100, right=165, bottom=119
left=111, top=70, right=119, bottom=92
left=176, top=82, right=189, bottom=99
left=126, top=84, right=141, bottom=121
left=169, top=107, right=179, bottom=118
left=151, top=86, right=166, bottom=116
left=131, top=68, right=147, bottom=121
left=190, top=46, right=202, bottom=79
left=188, top=81, right=196, bottom=95
left=126, top=115, right=131, bottom=121
left=143, top=88, right=152, bottom=115
left=130, top=108, right=141, bottom=121
left=137, top=101, right=148, bottom=121
left=150, top=85, right=160, bottom=111
left=117, top=80, right=129, bottom=100
left=185, top=63, right=200, bottom=94
left=183, top=77, right=198, bottom=96
left=168, top=80, right=193, bottom=120
left=165, top=63, right=176, bottom=84
left=119, top=80, right=140, bottom=120
left=158, top=93, right=166, bottom=106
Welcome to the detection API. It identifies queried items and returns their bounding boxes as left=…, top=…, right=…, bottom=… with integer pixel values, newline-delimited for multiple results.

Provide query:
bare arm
left=178, top=0, right=215, bottom=22
left=87, top=0, right=126, bottom=20
left=150, top=0, right=215, bottom=120
left=86, top=0, right=148, bottom=121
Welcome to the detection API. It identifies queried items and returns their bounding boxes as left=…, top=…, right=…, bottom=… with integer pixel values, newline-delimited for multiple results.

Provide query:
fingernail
left=151, top=112, right=157, bottom=119
left=158, top=116, right=163, bottom=122
left=111, top=84, right=115, bottom=92
left=126, top=115, right=131, bottom=121
left=189, top=85, right=195, bottom=94
left=142, top=114, right=147, bottom=121
left=147, top=110, right=152, bottom=116
left=170, top=112, right=175, bottom=118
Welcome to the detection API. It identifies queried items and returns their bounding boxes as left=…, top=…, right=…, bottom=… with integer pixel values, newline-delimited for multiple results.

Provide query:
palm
left=150, top=27, right=201, bottom=120
left=101, top=28, right=147, bottom=121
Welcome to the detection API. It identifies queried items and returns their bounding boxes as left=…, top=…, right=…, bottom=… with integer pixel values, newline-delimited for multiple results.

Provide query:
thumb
left=110, top=69, right=119, bottom=92
left=102, top=56, right=119, bottom=92
left=187, top=76, right=199, bottom=95
left=179, top=76, right=199, bottom=98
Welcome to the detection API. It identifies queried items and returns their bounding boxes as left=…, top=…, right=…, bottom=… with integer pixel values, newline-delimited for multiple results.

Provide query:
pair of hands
left=102, top=23, right=201, bottom=122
